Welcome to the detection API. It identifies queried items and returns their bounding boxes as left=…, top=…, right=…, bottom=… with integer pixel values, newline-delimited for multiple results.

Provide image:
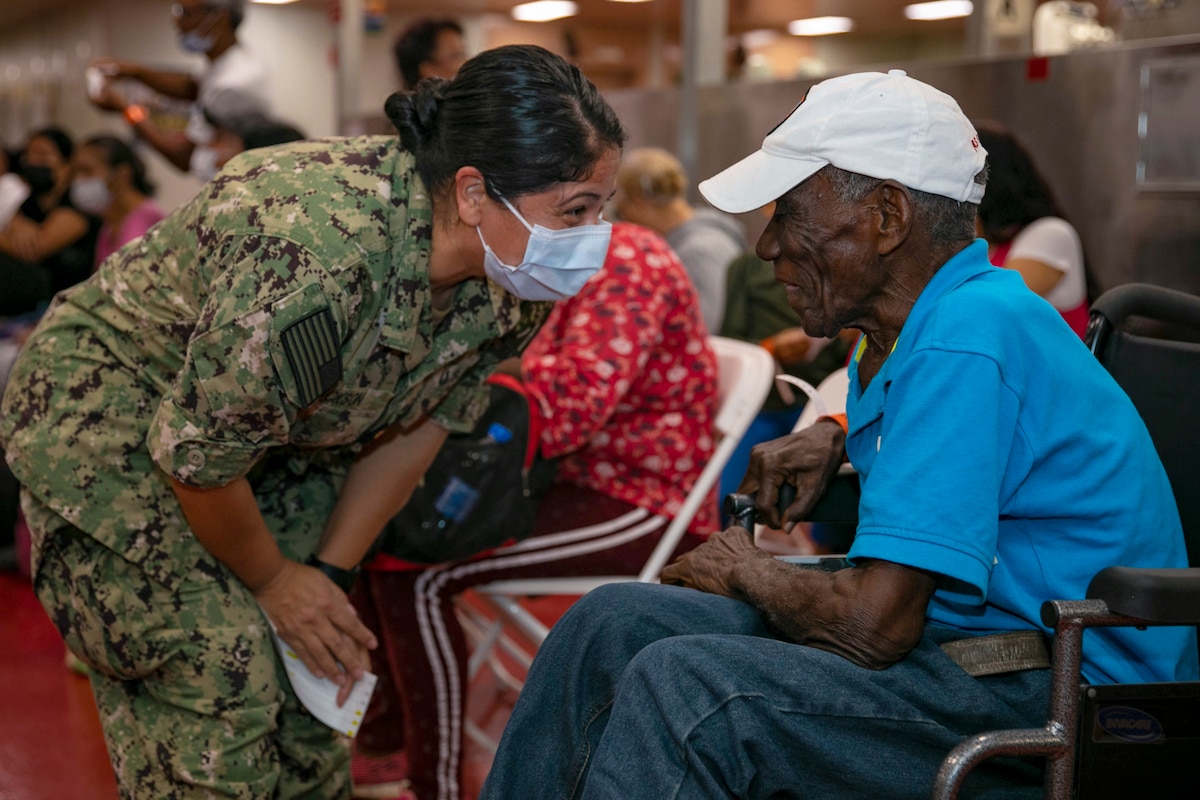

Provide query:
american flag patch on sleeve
left=280, top=307, right=343, bottom=407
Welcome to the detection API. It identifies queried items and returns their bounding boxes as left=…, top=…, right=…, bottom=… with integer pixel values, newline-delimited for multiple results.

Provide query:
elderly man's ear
left=872, top=180, right=912, bottom=257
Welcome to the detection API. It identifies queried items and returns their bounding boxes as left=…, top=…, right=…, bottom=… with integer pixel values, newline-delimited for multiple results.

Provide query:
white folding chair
left=458, top=336, right=774, bottom=747
left=785, top=366, right=849, bottom=433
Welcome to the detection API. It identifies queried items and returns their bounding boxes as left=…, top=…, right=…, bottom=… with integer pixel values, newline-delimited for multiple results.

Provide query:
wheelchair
left=932, top=283, right=1200, bottom=799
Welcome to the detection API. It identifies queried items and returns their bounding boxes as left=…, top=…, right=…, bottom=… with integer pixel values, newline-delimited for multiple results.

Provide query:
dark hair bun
left=385, top=78, right=448, bottom=153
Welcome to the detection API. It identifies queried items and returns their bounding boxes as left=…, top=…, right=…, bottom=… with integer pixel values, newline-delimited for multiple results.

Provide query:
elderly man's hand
left=660, top=525, right=770, bottom=599
left=739, top=418, right=846, bottom=529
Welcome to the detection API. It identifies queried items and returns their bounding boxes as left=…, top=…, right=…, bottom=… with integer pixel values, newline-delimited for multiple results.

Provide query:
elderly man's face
left=756, top=171, right=880, bottom=338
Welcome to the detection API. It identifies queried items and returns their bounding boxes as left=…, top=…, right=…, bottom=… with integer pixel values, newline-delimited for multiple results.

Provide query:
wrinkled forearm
left=730, top=556, right=935, bottom=670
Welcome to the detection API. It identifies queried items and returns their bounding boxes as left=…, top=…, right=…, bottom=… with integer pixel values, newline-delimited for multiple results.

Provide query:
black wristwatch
left=304, top=554, right=360, bottom=593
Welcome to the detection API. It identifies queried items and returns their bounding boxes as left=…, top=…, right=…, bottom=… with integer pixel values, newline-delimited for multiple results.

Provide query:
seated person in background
left=394, top=18, right=467, bottom=90
left=480, top=70, right=1196, bottom=800
left=71, top=135, right=165, bottom=270
left=354, top=221, right=719, bottom=800
left=0, top=127, right=99, bottom=315
left=975, top=122, right=1094, bottom=338
left=613, top=147, right=745, bottom=331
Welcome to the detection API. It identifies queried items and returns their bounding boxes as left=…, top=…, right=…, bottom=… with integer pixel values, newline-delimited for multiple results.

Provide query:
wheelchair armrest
left=724, top=471, right=861, bottom=531
left=807, top=470, right=860, bottom=523
left=1086, top=566, right=1200, bottom=624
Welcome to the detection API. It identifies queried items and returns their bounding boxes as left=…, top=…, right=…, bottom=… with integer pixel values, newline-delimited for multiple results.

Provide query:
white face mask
left=190, top=145, right=220, bottom=182
left=477, top=197, right=612, bottom=302
left=70, top=176, right=112, bottom=216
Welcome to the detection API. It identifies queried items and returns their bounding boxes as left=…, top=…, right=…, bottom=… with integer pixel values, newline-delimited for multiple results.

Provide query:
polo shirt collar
left=847, top=239, right=991, bottom=435
left=887, top=238, right=991, bottom=366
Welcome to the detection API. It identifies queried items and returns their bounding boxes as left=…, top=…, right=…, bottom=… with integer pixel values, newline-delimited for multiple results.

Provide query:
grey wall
left=605, top=35, right=1200, bottom=297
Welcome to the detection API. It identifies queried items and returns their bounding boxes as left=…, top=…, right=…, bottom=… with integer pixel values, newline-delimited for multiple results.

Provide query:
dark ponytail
left=385, top=44, right=626, bottom=199
left=386, top=78, right=449, bottom=156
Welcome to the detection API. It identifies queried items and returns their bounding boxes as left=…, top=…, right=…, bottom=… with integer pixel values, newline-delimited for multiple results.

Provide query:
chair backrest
left=1087, top=283, right=1200, bottom=568
left=635, top=335, right=775, bottom=580
left=790, top=367, right=850, bottom=433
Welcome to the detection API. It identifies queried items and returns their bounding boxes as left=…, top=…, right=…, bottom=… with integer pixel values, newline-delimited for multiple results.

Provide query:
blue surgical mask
left=477, top=197, right=612, bottom=302
left=70, top=177, right=112, bottom=216
left=180, top=30, right=216, bottom=53
left=179, top=9, right=220, bottom=53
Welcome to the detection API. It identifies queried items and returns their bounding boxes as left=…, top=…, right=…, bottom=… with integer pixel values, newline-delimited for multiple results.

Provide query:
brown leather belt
left=940, top=631, right=1050, bottom=677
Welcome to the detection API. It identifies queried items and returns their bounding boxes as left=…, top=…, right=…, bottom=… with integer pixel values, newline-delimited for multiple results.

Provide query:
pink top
left=521, top=222, right=721, bottom=534
left=93, top=199, right=166, bottom=270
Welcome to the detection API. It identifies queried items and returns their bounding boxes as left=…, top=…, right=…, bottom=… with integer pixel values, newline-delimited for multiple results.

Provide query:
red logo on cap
left=971, top=136, right=980, bottom=151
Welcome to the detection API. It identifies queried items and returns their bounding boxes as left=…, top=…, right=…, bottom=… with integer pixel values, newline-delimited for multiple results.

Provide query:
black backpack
left=374, top=373, right=557, bottom=565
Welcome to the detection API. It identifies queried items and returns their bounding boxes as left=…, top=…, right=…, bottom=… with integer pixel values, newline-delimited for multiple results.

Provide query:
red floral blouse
left=521, top=222, right=720, bottom=535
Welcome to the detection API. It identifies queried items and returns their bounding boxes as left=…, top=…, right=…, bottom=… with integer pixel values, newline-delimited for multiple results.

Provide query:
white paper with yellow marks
left=267, top=622, right=376, bottom=738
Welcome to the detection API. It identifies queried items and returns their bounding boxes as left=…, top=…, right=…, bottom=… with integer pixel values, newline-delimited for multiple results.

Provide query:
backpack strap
left=485, top=372, right=542, bottom=470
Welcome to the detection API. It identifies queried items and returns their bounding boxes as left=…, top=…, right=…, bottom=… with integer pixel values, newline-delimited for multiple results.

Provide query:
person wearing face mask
left=351, top=220, right=719, bottom=800
left=86, top=0, right=270, bottom=177
left=0, top=127, right=100, bottom=315
left=0, top=45, right=623, bottom=800
left=71, top=135, right=165, bottom=270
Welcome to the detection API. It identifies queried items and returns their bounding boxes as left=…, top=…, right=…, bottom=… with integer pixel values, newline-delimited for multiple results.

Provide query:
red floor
left=0, top=568, right=572, bottom=800
left=0, top=570, right=119, bottom=800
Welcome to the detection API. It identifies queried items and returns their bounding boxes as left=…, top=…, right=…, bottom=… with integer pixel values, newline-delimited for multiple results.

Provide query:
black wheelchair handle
left=1090, top=282, right=1200, bottom=334
left=723, top=483, right=797, bottom=530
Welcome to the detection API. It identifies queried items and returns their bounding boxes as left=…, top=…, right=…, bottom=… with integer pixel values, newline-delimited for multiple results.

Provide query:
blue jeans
left=480, top=583, right=1049, bottom=800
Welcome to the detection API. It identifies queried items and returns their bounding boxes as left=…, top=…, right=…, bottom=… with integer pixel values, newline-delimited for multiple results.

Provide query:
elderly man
left=478, top=71, right=1196, bottom=799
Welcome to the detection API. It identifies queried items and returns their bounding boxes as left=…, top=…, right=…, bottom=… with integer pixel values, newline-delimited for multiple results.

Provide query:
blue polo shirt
left=845, top=240, right=1197, bottom=685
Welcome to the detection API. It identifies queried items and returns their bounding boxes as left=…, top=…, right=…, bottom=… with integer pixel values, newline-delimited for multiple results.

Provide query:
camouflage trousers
left=27, top=460, right=353, bottom=800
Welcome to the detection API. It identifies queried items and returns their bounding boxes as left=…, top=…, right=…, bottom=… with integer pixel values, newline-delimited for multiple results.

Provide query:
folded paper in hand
left=267, top=624, right=377, bottom=738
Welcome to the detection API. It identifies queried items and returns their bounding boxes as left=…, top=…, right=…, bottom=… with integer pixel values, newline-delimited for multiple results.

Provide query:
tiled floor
left=0, top=569, right=568, bottom=800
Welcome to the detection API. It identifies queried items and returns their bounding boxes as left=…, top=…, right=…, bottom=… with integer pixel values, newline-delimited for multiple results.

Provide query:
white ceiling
left=0, top=0, right=969, bottom=43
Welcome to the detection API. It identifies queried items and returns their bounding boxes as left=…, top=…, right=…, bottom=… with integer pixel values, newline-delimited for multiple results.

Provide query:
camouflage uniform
left=0, top=137, right=549, bottom=799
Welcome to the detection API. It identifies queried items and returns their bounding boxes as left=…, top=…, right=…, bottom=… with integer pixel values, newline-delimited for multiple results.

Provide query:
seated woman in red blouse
left=354, top=221, right=720, bottom=800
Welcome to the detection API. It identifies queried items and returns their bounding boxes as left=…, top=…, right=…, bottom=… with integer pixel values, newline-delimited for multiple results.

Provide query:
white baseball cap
left=699, top=69, right=987, bottom=213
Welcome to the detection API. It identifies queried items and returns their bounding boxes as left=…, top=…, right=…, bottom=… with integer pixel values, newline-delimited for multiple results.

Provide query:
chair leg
left=464, top=719, right=499, bottom=755
left=456, top=601, right=532, bottom=695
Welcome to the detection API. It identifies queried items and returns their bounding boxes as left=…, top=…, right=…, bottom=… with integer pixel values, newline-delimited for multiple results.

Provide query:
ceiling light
left=904, top=1, right=974, bottom=20
left=788, top=16, right=855, bottom=36
left=512, top=0, right=578, bottom=21
left=741, top=29, right=781, bottom=49
left=250, top=0, right=302, bottom=5
left=608, top=0, right=654, bottom=3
